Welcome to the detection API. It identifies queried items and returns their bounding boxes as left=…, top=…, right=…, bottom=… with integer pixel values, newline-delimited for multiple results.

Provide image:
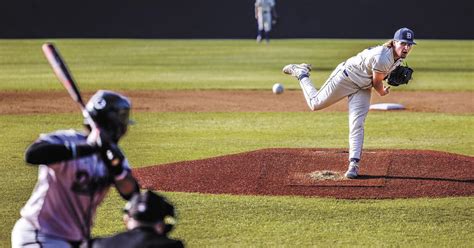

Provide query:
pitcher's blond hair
left=383, top=39, right=395, bottom=48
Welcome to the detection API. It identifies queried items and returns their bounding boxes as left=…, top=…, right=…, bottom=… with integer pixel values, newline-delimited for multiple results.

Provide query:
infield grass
left=0, top=39, right=472, bottom=91
left=1, top=112, right=473, bottom=246
left=98, top=192, right=472, bottom=247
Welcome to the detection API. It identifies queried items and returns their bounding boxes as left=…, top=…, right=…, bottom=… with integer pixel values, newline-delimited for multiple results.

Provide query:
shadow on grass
left=358, top=175, right=474, bottom=183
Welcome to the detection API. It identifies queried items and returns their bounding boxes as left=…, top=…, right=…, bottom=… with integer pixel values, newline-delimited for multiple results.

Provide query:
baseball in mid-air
left=272, top=83, right=284, bottom=94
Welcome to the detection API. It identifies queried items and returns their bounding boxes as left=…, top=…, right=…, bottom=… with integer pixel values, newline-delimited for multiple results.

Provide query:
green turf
left=93, top=191, right=473, bottom=247
left=1, top=112, right=473, bottom=246
left=0, top=39, right=472, bottom=91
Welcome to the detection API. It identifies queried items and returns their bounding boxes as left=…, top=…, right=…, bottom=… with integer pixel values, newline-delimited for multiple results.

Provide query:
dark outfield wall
left=1, top=0, right=472, bottom=39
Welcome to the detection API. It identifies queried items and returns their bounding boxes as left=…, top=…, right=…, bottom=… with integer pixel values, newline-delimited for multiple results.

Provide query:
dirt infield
left=134, top=148, right=474, bottom=199
left=1, top=90, right=473, bottom=114
left=3, top=90, right=473, bottom=199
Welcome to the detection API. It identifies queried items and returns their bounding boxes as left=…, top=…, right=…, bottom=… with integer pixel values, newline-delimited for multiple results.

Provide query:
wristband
left=64, top=141, right=77, bottom=158
left=70, top=143, right=77, bottom=158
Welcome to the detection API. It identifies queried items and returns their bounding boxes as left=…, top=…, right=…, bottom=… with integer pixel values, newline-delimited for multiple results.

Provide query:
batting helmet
left=86, top=90, right=132, bottom=142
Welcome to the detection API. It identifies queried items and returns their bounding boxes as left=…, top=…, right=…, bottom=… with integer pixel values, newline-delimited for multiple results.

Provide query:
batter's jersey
left=255, top=0, right=275, bottom=12
left=344, top=45, right=403, bottom=89
left=20, top=129, right=132, bottom=241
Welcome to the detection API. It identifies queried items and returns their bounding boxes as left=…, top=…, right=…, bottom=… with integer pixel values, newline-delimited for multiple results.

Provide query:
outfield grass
left=1, top=39, right=473, bottom=247
left=0, top=39, right=472, bottom=91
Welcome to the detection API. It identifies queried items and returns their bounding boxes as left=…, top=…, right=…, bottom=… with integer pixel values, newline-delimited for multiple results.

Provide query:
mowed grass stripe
left=0, top=39, right=472, bottom=91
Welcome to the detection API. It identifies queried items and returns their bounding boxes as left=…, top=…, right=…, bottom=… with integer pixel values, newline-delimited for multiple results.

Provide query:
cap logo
left=94, top=98, right=106, bottom=110
left=406, top=32, right=412, bottom=39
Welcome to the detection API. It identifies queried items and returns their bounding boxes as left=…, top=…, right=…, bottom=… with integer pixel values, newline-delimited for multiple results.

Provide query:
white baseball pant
left=298, top=62, right=372, bottom=160
left=257, top=10, right=272, bottom=32
left=12, top=218, right=79, bottom=248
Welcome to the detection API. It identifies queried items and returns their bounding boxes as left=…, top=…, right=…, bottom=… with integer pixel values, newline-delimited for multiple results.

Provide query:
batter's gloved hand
left=101, top=143, right=125, bottom=177
left=387, top=65, right=413, bottom=86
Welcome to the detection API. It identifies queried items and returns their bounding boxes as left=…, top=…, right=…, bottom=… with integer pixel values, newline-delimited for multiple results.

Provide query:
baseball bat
left=42, top=43, right=122, bottom=165
left=42, top=43, right=98, bottom=239
left=41, top=43, right=97, bottom=130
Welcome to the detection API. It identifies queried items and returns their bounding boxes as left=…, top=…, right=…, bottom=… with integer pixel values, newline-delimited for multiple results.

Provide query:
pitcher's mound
left=133, top=148, right=474, bottom=199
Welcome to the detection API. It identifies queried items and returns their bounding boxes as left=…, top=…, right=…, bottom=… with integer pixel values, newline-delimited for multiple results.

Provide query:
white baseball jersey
left=18, top=129, right=131, bottom=241
left=255, top=0, right=275, bottom=32
left=296, top=45, right=402, bottom=160
left=255, top=0, right=274, bottom=12
left=344, top=45, right=403, bottom=89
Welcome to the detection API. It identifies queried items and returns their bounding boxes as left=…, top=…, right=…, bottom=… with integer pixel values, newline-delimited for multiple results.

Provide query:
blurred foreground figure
left=91, top=190, right=184, bottom=248
left=12, top=90, right=139, bottom=248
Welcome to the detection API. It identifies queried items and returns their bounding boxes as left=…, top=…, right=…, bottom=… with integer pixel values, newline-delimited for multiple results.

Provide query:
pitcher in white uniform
left=255, top=0, right=277, bottom=43
left=282, top=27, right=416, bottom=178
left=12, top=90, right=140, bottom=247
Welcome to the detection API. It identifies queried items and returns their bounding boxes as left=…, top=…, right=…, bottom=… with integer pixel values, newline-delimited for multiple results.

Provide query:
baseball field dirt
left=4, top=90, right=473, bottom=199
left=1, top=90, right=473, bottom=114
left=134, top=148, right=474, bottom=199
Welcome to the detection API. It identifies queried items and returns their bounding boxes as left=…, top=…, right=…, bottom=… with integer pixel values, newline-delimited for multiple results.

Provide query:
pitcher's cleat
left=344, top=161, right=359, bottom=179
left=282, top=63, right=312, bottom=79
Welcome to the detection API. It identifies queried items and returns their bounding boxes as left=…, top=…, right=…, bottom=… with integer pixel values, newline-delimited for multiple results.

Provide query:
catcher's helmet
left=86, top=90, right=132, bottom=142
left=124, top=190, right=176, bottom=234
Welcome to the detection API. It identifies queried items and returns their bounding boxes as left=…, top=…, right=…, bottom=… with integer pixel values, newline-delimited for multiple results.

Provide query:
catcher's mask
left=85, top=90, right=133, bottom=142
left=123, top=190, right=177, bottom=234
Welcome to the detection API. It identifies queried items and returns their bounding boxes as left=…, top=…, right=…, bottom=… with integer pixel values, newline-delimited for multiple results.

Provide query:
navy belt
left=341, top=62, right=349, bottom=77
left=343, top=69, right=349, bottom=77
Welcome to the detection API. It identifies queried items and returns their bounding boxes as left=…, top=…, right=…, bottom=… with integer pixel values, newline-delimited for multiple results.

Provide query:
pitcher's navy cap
left=393, top=27, right=416, bottom=45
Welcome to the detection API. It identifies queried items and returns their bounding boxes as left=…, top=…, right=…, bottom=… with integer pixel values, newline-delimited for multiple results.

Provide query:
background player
left=255, top=0, right=277, bottom=44
left=11, top=90, right=140, bottom=247
left=90, top=190, right=184, bottom=248
left=282, top=27, right=416, bottom=179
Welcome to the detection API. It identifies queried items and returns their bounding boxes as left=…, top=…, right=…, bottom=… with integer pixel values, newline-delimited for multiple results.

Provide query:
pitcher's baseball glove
left=387, top=65, right=413, bottom=86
